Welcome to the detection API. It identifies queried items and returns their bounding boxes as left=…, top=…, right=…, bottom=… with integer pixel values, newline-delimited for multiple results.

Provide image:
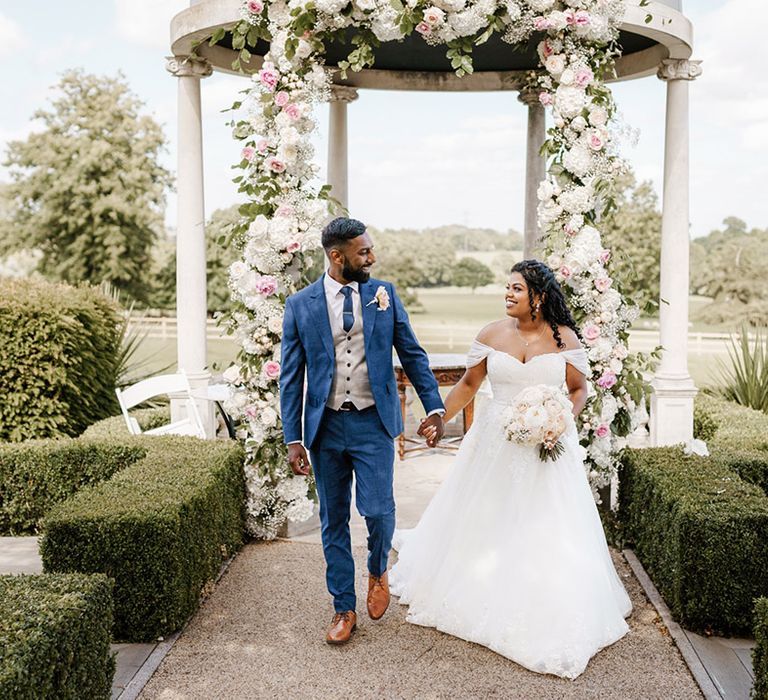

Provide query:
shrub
left=0, top=573, right=114, bottom=700
left=0, top=278, right=122, bottom=441
left=755, top=598, right=768, bottom=700
left=81, top=407, right=171, bottom=441
left=714, top=326, right=768, bottom=413
left=619, top=447, right=768, bottom=635
left=0, top=439, right=146, bottom=535
left=695, top=394, right=768, bottom=496
left=41, top=437, right=245, bottom=642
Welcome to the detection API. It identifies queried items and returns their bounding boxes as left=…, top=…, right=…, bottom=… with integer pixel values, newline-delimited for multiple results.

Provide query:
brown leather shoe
left=367, top=571, right=390, bottom=620
left=326, top=611, right=357, bottom=645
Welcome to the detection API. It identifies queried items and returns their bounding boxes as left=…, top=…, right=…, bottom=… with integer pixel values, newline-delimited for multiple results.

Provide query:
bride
left=390, top=259, right=631, bottom=680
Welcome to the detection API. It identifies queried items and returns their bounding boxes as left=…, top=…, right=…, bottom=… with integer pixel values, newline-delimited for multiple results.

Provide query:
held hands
left=288, top=443, right=312, bottom=476
left=417, top=413, right=445, bottom=448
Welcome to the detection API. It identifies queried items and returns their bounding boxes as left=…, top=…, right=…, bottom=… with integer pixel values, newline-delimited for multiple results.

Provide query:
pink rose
left=564, top=220, right=580, bottom=236
left=263, top=360, right=281, bottom=380
left=247, top=0, right=263, bottom=13
left=539, top=92, right=554, bottom=107
left=415, top=21, right=431, bottom=35
left=274, top=91, right=289, bottom=107
left=583, top=323, right=601, bottom=344
left=574, top=67, right=594, bottom=88
left=241, top=146, right=256, bottom=162
left=275, top=204, right=294, bottom=217
left=256, top=275, right=278, bottom=295
left=599, top=248, right=611, bottom=264
left=595, top=276, right=612, bottom=292
left=283, top=103, right=301, bottom=120
left=575, top=10, right=591, bottom=26
left=597, top=371, right=617, bottom=390
left=244, top=405, right=258, bottom=419
left=256, top=138, right=269, bottom=153
left=587, top=130, right=604, bottom=151
left=559, top=265, right=572, bottom=279
left=595, top=423, right=610, bottom=438
left=533, top=16, right=552, bottom=31
left=266, top=157, right=285, bottom=173
left=258, top=65, right=279, bottom=92
left=285, top=239, right=301, bottom=253
left=540, top=39, right=554, bottom=58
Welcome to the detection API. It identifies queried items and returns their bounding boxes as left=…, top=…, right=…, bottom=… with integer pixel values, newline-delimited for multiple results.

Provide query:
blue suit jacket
left=280, top=275, right=443, bottom=449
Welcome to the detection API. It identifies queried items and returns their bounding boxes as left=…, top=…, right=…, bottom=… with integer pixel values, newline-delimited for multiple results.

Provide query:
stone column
left=518, top=87, right=547, bottom=259
left=165, top=55, right=215, bottom=436
left=327, top=85, right=359, bottom=211
left=649, top=58, right=702, bottom=447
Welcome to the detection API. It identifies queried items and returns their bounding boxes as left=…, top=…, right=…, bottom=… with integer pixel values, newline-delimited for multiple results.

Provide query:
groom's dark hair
left=322, top=217, right=366, bottom=250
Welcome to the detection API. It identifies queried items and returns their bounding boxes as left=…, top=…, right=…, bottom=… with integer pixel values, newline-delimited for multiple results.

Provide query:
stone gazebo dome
left=166, top=0, right=700, bottom=446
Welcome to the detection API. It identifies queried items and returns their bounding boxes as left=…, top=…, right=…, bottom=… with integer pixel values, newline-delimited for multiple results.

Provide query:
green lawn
left=124, top=337, right=239, bottom=381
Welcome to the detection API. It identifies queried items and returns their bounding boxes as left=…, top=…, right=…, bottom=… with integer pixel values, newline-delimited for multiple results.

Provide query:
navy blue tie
left=341, top=286, right=354, bottom=333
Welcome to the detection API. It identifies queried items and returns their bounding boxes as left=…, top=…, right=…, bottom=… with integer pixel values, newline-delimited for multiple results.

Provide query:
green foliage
left=691, top=218, right=768, bottom=327
left=81, top=408, right=171, bottom=440
left=148, top=205, right=242, bottom=313
left=754, top=598, right=768, bottom=700
left=0, top=573, right=114, bottom=700
left=600, top=172, right=661, bottom=309
left=0, top=440, right=145, bottom=536
left=41, top=437, right=246, bottom=642
left=619, top=446, right=768, bottom=635
left=1, top=70, right=171, bottom=303
left=714, top=326, right=768, bottom=413
left=0, top=278, right=122, bottom=442
left=451, top=257, right=494, bottom=291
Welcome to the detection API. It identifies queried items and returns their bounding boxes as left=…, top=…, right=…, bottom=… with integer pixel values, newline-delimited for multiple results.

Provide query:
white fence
left=127, top=316, right=741, bottom=356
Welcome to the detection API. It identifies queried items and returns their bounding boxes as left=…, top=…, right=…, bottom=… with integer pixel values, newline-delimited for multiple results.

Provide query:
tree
left=2, top=70, right=172, bottom=302
left=600, top=172, right=662, bottom=310
left=451, top=257, right=494, bottom=292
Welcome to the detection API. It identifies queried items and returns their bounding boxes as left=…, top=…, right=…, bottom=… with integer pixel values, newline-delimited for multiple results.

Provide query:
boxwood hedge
left=0, top=573, right=114, bottom=700
left=0, top=439, right=146, bottom=535
left=40, top=436, right=245, bottom=642
left=619, top=447, right=768, bottom=635
left=0, top=278, right=122, bottom=441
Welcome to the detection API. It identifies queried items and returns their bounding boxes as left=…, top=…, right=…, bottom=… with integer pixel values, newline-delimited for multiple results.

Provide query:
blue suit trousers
left=309, top=406, right=396, bottom=613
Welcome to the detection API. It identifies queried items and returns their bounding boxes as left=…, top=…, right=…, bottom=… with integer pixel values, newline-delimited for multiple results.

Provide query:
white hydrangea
left=554, top=84, right=587, bottom=118
left=562, top=143, right=593, bottom=177
left=558, top=184, right=594, bottom=214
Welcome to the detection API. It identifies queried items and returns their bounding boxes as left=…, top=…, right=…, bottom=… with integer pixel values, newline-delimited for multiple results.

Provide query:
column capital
left=329, top=85, right=359, bottom=103
left=657, top=58, right=702, bottom=82
left=165, top=55, right=213, bottom=79
left=517, top=87, right=542, bottom=108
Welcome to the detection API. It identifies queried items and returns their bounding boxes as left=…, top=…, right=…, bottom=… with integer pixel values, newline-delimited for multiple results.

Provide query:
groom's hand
left=288, top=444, right=312, bottom=476
left=418, top=414, right=444, bottom=448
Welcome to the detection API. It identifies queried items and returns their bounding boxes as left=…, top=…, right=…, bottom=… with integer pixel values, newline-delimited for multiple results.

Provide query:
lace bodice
left=466, top=340, right=589, bottom=404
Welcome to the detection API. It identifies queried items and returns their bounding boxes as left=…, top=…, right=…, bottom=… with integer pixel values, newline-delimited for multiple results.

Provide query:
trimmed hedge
left=755, top=598, right=768, bottom=700
left=80, top=407, right=171, bottom=440
left=619, top=447, right=768, bottom=635
left=0, top=573, right=114, bottom=700
left=0, top=278, right=122, bottom=441
left=0, top=439, right=146, bottom=535
left=696, top=394, right=768, bottom=496
left=41, top=437, right=245, bottom=642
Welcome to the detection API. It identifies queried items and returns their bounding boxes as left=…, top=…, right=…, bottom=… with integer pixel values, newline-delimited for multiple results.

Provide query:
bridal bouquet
left=502, top=385, right=573, bottom=462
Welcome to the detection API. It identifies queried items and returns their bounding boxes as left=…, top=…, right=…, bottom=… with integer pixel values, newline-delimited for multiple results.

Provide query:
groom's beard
left=342, top=260, right=371, bottom=284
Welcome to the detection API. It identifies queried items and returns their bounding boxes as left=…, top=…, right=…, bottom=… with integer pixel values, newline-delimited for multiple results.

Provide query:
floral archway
left=219, top=0, right=657, bottom=539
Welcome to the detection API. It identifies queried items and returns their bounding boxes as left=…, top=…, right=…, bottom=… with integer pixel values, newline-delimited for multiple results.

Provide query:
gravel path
left=140, top=540, right=702, bottom=700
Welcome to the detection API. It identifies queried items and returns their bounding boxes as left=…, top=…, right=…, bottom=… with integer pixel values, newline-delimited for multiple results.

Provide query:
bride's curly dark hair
left=510, top=260, right=582, bottom=349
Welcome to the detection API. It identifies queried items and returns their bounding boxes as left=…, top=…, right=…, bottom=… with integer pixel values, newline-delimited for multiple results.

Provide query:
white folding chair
left=115, top=372, right=206, bottom=439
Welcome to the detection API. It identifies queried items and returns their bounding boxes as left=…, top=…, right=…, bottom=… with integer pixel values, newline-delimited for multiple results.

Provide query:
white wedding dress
left=390, top=341, right=631, bottom=680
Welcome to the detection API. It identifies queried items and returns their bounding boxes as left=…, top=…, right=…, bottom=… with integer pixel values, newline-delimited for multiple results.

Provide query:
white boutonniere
left=366, top=285, right=390, bottom=311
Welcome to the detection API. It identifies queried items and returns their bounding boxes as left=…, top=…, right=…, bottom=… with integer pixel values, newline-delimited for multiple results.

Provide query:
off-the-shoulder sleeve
left=466, top=340, right=492, bottom=368
left=561, top=348, right=590, bottom=376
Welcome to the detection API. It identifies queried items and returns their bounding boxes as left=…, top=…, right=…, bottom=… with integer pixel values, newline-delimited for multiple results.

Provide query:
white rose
left=268, top=315, right=283, bottom=334
left=423, top=6, right=446, bottom=25
left=229, top=260, right=249, bottom=280
left=588, top=105, right=608, bottom=127
left=260, top=406, right=278, bottom=428
left=537, top=179, right=555, bottom=201
left=609, top=358, right=623, bottom=374
left=571, top=115, right=587, bottom=132
left=560, top=68, right=575, bottom=86
left=530, top=0, right=555, bottom=10
left=248, top=215, right=270, bottom=239
left=544, top=54, right=566, bottom=76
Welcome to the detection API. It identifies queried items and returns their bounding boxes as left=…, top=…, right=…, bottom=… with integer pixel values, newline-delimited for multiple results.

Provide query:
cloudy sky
left=0, top=0, right=764, bottom=238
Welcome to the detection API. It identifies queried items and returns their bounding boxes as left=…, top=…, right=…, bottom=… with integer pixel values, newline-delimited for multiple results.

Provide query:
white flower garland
left=220, top=0, right=657, bottom=537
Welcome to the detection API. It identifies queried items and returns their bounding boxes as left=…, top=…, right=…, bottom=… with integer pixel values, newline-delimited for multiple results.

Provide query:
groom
left=280, top=216, right=445, bottom=644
